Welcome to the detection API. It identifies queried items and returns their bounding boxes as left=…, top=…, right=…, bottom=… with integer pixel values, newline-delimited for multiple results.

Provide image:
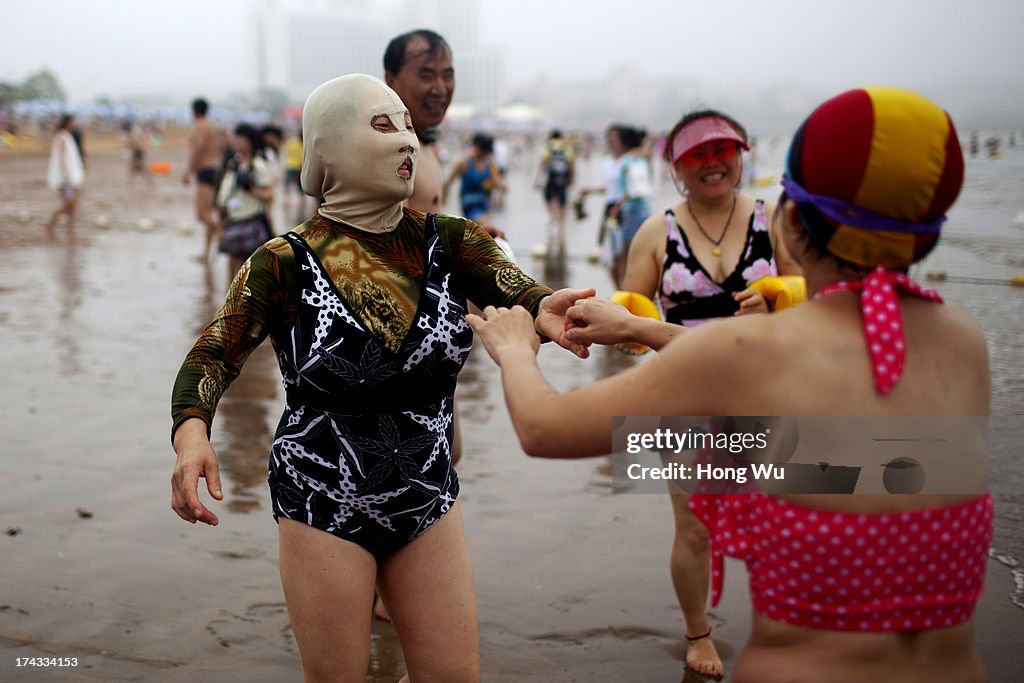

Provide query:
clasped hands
left=467, top=286, right=768, bottom=364
left=466, top=288, right=639, bottom=364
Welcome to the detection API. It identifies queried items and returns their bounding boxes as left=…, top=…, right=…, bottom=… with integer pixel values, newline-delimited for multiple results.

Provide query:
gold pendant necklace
left=687, top=193, right=737, bottom=257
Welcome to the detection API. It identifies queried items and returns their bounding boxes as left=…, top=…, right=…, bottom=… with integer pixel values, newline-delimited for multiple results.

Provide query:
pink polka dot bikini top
left=816, top=265, right=943, bottom=394
left=690, top=493, right=993, bottom=632
left=689, top=267, right=992, bottom=633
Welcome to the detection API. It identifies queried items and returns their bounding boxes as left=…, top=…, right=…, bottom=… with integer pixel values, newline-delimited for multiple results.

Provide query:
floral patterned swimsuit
left=171, top=210, right=551, bottom=560
left=269, top=218, right=472, bottom=559
left=658, top=200, right=776, bottom=327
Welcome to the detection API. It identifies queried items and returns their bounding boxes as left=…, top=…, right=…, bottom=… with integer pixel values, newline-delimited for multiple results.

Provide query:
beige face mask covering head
left=301, top=74, right=420, bottom=233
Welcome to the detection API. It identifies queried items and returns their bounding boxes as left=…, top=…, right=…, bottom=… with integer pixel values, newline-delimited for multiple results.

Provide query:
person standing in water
left=183, top=98, right=224, bottom=263
left=45, top=114, right=85, bottom=237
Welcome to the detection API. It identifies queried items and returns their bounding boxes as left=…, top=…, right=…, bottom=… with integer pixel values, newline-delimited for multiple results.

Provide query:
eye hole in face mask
left=371, top=114, right=399, bottom=133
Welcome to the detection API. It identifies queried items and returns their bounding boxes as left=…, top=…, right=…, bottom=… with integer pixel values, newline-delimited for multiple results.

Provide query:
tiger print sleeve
left=436, top=214, right=552, bottom=316
left=170, top=238, right=296, bottom=442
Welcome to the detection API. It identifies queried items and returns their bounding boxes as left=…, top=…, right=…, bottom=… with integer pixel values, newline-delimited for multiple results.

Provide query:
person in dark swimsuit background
left=183, top=98, right=224, bottom=263
left=169, top=74, right=592, bottom=683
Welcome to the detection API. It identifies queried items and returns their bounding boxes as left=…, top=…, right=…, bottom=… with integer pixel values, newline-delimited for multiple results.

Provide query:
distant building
left=255, top=0, right=506, bottom=114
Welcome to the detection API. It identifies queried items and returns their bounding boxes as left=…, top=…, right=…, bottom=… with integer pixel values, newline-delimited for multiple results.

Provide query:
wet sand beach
left=1, top=138, right=1022, bottom=681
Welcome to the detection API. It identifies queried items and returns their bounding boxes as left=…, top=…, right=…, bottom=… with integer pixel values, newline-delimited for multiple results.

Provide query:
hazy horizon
left=3, top=0, right=1023, bottom=128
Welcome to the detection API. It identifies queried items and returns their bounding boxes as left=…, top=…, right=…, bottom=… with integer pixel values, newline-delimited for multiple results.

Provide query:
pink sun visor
left=670, top=117, right=749, bottom=162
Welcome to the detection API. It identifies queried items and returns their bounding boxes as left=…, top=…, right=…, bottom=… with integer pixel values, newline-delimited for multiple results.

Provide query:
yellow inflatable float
left=609, top=277, right=806, bottom=354
left=609, top=291, right=661, bottom=355
left=747, top=275, right=807, bottom=310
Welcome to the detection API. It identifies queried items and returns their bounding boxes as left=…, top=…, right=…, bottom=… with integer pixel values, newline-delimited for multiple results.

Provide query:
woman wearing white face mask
left=169, top=74, right=591, bottom=682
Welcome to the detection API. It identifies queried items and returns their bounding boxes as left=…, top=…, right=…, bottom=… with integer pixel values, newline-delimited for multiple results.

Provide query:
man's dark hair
left=383, top=29, right=450, bottom=76
left=191, top=98, right=209, bottom=117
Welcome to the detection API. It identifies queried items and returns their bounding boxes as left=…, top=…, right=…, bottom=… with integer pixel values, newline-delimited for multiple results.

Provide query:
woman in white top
left=216, top=123, right=275, bottom=278
left=46, top=114, right=85, bottom=237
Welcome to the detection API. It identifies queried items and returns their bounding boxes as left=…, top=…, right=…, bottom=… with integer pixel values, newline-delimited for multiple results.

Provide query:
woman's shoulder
left=634, top=211, right=668, bottom=243
left=287, top=214, right=339, bottom=251
left=907, top=299, right=987, bottom=358
left=735, top=192, right=762, bottom=217
left=430, top=210, right=470, bottom=235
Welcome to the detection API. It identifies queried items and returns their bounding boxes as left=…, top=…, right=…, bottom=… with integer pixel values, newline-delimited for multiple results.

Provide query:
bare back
left=677, top=294, right=990, bottom=683
left=188, top=119, right=221, bottom=172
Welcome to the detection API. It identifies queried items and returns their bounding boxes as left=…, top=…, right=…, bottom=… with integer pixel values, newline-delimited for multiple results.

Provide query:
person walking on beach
left=170, top=74, right=591, bottom=683
left=467, top=86, right=991, bottom=683
left=215, top=123, right=274, bottom=279
left=444, top=132, right=506, bottom=227
left=575, top=124, right=630, bottom=286
left=183, top=98, right=223, bottom=263
left=45, top=114, right=85, bottom=237
left=127, top=120, right=152, bottom=183
left=609, top=126, right=651, bottom=288
left=536, top=130, right=576, bottom=256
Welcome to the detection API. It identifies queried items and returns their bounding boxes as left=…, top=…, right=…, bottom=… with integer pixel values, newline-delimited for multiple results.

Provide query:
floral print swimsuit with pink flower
left=659, top=200, right=775, bottom=327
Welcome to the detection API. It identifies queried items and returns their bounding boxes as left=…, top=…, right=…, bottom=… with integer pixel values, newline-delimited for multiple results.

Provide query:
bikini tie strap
left=817, top=265, right=943, bottom=394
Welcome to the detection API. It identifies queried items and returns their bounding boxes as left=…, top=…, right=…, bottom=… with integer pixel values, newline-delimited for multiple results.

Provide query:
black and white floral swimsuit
left=269, top=216, right=472, bottom=559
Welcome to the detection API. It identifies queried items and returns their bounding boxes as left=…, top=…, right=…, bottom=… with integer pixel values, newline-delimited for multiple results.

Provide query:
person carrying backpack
left=536, top=130, right=576, bottom=255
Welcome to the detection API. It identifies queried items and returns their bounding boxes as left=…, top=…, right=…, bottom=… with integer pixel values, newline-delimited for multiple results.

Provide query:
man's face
left=385, top=37, right=454, bottom=132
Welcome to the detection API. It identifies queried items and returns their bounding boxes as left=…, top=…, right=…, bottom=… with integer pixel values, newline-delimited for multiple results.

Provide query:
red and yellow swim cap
left=784, top=87, right=964, bottom=268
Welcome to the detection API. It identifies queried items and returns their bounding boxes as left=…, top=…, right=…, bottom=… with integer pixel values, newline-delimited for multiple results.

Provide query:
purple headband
left=780, top=176, right=946, bottom=235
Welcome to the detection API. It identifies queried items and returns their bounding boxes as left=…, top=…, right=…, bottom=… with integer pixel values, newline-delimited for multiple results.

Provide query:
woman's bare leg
left=378, top=501, right=480, bottom=683
left=65, top=190, right=79, bottom=235
left=47, top=190, right=72, bottom=236
left=277, top=518, right=377, bottom=683
left=669, top=492, right=723, bottom=677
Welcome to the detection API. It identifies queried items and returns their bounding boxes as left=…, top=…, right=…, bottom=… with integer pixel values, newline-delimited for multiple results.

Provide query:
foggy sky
left=3, top=0, right=1023, bottom=107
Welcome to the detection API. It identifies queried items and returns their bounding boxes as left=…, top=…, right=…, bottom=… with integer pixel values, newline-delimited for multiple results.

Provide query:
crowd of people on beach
left=8, top=21, right=993, bottom=683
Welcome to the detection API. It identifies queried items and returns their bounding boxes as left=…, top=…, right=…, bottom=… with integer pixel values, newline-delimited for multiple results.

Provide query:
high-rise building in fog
left=256, top=0, right=506, bottom=114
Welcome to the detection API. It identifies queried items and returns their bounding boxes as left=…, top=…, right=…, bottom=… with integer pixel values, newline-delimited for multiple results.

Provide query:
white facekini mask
left=301, top=74, right=420, bottom=233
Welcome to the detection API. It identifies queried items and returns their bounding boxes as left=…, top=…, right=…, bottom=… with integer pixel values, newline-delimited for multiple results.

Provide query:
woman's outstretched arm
left=467, top=305, right=760, bottom=458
